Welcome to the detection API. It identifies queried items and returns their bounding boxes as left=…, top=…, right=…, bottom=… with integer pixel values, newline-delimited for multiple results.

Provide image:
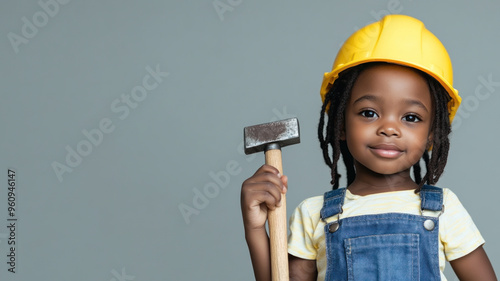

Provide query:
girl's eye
left=403, top=114, right=421, bottom=123
left=360, top=110, right=378, bottom=119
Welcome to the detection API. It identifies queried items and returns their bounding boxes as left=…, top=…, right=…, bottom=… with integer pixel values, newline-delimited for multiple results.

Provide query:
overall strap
left=420, top=185, right=444, bottom=212
left=320, top=188, right=346, bottom=221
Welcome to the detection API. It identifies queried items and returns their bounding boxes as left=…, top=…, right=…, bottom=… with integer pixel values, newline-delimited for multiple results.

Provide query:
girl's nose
left=377, top=119, right=401, bottom=137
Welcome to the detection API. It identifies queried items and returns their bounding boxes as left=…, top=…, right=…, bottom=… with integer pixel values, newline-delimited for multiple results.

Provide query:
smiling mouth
left=369, top=144, right=404, bottom=158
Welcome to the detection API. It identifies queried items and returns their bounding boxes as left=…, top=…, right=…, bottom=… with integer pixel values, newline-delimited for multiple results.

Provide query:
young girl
left=241, top=15, right=497, bottom=280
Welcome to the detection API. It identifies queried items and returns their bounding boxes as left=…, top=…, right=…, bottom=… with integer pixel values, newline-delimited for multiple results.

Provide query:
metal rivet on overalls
left=423, top=219, right=435, bottom=231
left=329, top=222, right=339, bottom=233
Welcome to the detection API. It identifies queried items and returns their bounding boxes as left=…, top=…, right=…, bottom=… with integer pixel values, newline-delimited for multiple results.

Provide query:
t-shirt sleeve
left=288, top=198, right=318, bottom=260
left=441, top=189, right=485, bottom=261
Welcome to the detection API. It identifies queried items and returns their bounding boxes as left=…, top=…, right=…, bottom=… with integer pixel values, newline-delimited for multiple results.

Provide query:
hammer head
left=244, top=118, right=300, bottom=155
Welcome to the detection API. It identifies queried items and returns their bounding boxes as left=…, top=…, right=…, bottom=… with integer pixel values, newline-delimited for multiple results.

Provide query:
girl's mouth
left=369, top=144, right=404, bottom=158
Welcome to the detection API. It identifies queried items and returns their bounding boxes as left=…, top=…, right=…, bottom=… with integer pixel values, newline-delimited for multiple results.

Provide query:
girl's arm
left=245, top=227, right=272, bottom=281
left=289, top=254, right=317, bottom=281
left=450, top=245, right=497, bottom=281
left=241, top=165, right=287, bottom=281
left=241, top=165, right=318, bottom=280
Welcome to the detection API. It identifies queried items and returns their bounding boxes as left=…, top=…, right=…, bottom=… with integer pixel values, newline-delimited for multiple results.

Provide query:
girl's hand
left=241, top=164, right=288, bottom=232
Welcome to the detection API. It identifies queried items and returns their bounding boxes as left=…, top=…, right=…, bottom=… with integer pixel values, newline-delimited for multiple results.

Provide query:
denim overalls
left=319, top=185, right=443, bottom=281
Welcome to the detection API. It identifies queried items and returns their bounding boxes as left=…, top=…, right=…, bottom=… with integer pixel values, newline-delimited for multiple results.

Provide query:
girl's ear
left=426, top=133, right=434, bottom=150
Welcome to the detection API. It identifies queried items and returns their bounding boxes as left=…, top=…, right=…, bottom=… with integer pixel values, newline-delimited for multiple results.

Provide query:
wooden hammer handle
left=265, top=148, right=289, bottom=281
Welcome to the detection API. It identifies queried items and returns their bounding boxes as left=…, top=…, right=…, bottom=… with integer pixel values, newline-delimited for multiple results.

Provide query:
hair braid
left=413, top=161, right=422, bottom=185
left=318, top=66, right=365, bottom=189
left=418, top=75, right=451, bottom=191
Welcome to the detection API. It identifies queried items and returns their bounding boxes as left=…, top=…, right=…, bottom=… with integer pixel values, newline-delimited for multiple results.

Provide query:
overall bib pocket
left=344, top=233, right=420, bottom=281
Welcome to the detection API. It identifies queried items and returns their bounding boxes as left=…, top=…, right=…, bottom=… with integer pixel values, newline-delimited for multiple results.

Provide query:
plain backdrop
left=0, top=1, right=498, bottom=280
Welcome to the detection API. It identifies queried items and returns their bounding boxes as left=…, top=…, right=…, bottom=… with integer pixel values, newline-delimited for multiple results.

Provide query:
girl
left=241, top=15, right=497, bottom=280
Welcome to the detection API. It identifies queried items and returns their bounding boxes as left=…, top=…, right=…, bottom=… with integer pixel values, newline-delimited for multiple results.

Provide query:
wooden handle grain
left=265, top=148, right=289, bottom=281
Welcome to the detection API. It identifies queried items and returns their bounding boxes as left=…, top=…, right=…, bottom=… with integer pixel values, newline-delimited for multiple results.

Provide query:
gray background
left=1, top=0, right=498, bottom=280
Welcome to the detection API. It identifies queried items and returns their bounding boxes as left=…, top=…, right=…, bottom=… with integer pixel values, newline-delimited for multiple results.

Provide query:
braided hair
left=318, top=63, right=452, bottom=192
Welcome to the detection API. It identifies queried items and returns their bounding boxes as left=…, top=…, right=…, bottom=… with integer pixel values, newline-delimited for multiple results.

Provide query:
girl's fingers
left=252, top=189, right=282, bottom=210
left=253, top=164, right=280, bottom=176
left=246, top=165, right=286, bottom=192
left=241, top=164, right=288, bottom=216
left=243, top=181, right=283, bottom=207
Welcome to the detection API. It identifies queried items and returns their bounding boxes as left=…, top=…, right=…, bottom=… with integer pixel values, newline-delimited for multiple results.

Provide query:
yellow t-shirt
left=288, top=188, right=485, bottom=281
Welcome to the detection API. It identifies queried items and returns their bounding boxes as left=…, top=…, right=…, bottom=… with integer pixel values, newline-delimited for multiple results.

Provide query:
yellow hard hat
left=320, top=14, right=461, bottom=123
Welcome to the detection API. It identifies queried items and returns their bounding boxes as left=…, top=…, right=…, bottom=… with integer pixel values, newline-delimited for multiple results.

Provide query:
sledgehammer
left=244, top=117, right=300, bottom=281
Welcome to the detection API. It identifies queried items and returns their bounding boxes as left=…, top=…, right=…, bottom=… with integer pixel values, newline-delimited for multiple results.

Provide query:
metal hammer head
left=244, top=118, right=300, bottom=155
